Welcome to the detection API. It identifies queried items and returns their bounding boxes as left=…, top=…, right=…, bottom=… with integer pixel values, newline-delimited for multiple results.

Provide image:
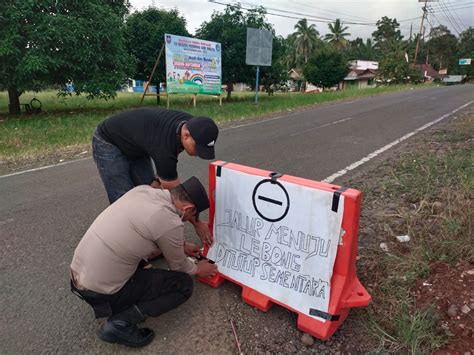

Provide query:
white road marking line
left=0, top=157, right=91, bottom=179
left=290, top=117, right=354, bottom=137
left=322, top=100, right=473, bottom=184
left=221, top=98, right=364, bottom=132
left=0, top=218, right=15, bottom=226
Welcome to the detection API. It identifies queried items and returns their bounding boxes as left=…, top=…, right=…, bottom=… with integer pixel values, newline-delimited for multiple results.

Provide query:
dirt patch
left=415, top=261, right=474, bottom=353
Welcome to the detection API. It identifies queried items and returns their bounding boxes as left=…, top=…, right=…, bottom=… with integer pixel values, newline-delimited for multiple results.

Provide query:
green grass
left=0, top=84, right=429, bottom=160
left=348, top=115, right=473, bottom=352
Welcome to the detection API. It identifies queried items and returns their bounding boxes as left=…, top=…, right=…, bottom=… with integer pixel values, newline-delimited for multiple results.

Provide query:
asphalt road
left=1, top=85, right=473, bottom=353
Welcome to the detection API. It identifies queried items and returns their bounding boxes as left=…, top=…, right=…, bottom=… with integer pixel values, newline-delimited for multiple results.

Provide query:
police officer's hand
left=193, top=220, right=213, bottom=247
left=196, top=260, right=218, bottom=278
left=184, top=242, right=200, bottom=257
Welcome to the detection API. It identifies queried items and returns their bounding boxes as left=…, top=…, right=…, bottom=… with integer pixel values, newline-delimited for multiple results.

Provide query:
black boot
left=97, top=305, right=155, bottom=348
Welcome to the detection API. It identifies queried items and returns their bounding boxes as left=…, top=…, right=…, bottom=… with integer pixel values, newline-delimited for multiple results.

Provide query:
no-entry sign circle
left=252, top=179, right=290, bottom=222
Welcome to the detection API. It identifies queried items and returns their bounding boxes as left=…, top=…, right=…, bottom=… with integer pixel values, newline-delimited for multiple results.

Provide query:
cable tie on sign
left=309, top=308, right=340, bottom=321
left=269, top=171, right=283, bottom=184
left=331, top=187, right=347, bottom=213
left=216, top=161, right=229, bottom=177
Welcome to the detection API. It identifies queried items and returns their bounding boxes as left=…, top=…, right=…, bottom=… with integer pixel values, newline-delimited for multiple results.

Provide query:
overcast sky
left=129, top=0, right=473, bottom=40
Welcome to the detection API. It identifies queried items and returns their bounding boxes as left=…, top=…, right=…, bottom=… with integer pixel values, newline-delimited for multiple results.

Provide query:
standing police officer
left=92, top=107, right=219, bottom=245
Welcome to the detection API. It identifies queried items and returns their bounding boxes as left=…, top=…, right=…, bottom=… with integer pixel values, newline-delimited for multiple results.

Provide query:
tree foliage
left=196, top=4, right=280, bottom=99
left=376, top=40, right=411, bottom=84
left=258, top=35, right=289, bottom=91
left=372, top=16, right=403, bottom=54
left=457, top=27, right=474, bottom=77
left=324, top=19, right=350, bottom=50
left=0, top=0, right=133, bottom=114
left=293, top=19, right=320, bottom=64
left=303, top=49, right=348, bottom=89
left=347, top=38, right=377, bottom=61
left=427, top=25, right=458, bottom=71
left=124, top=8, right=189, bottom=86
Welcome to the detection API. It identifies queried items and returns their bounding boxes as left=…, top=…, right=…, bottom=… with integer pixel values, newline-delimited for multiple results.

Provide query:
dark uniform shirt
left=97, top=108, right=192, bottom=181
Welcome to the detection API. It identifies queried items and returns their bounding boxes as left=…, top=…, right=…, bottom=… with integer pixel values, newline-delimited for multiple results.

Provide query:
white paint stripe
left=220, top=98, right=363, bottom=132
left=322, top=100, right=473, bottom=184
left=0, top=157, right=91, bottom=179
left=0, top=218, right=15, bottom=226
left=220, top=114, right=290, bottom=131
left=290, top=117, right=354, bottom=137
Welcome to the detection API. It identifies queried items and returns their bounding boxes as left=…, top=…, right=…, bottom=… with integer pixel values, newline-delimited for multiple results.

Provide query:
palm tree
left=283, top=33, right=298, bottom=70
left=324, top=19, right=351, bottom=50
left=294, top=19, right=320, bottom=64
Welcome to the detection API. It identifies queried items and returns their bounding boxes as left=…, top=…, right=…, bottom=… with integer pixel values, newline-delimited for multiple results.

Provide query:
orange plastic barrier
left=199, top=161, right=371, bottom=340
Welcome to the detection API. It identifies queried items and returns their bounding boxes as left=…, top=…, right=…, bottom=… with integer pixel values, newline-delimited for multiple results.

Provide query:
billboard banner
left=165, top=34, right=222, bottom=95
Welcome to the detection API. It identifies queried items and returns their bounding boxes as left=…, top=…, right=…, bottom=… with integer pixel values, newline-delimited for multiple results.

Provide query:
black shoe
left=97, top=320, right=155, bottom=348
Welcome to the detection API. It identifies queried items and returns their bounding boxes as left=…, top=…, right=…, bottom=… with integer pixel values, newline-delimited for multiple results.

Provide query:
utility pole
left=413, top=0, right=428, bottom=65
left=409, top=23, right=413, bottom=42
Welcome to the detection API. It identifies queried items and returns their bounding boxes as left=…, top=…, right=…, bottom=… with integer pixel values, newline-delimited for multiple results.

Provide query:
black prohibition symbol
left=252, top=179, right=290, bottom=222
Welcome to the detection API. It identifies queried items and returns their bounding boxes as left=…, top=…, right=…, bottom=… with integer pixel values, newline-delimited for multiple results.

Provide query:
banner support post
left=140, top=43, right=165, bottom=105
left=255, top=65, right=260, bottom=104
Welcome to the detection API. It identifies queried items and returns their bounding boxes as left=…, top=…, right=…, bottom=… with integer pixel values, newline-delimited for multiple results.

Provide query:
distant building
left=349, top=60, right=378, bottom=70
left=411, top=64, right=441, bottom=82
left=442, top=75, right=466, bottom=85
left=121, top=79, right=158, bottom=93
left=341, top=60, right=379, bottom=89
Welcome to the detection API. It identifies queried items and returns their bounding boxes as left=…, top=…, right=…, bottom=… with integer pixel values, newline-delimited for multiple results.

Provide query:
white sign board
left=207, top=168, right=345, bottom=320
left=246, top=28, right=273, bottom=66
left=459, top=58, right=472, bottom=65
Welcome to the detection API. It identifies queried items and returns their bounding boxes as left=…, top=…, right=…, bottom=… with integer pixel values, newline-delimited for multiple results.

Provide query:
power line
left=440, top=0, right=463, bottom=33
left=430, top=1, right=474, bottom=34
left=429, top=2, right=474, bottom=11
left=437, top=0, right=462, bottom=34
left=209, top=0, right=421, bottom=28
left=444, top=0, right=468, bottom=30
left=285, top=0, right=373, bottom=22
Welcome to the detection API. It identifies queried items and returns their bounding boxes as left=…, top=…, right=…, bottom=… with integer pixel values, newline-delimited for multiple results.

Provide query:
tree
left=457, top=27, right=474, bottom=77
left=282, top=33, right=298, bottom=70
left=123, top=8, right=189, bottom=103
left=258, top=36, right=289, bottom=92
left=372, top=16, right=403, bottom=54
left=196, top=4, right=275, bottom=99
left=294, top=19, right=320, bottom=64
left=377, top=39, right=410, bottom=84
left=0, top=1, right=133, bottom=115
left=303, top=49, right=348, bottom=90
left=324, top=19, right=350, bottom=50
left=347, top=38, right=378, bottom=60
left=427, top=25, right=458, bottom=72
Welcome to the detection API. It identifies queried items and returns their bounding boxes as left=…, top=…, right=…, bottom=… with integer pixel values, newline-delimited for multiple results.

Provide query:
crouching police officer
left=70, top=176, right=218, bottom=348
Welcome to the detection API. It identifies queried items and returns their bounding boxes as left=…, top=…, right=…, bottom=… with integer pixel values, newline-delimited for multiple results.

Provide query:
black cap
left=186, top=116, right=218, bottom=160
left=181, top=176, right=210, bottom=214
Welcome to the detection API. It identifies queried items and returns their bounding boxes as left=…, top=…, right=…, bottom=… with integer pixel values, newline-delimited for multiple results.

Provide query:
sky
left=129, top=0, right=473, bottom=40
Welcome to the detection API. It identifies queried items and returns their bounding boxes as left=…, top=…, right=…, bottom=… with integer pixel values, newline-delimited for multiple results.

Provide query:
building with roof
left=411, top=64, right=441, bottom=82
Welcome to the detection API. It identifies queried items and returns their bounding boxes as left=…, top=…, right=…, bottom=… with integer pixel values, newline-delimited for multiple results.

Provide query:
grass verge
left=343, top=110, right=473, bottom=352
left=0, top=84, right=431, bottom=161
